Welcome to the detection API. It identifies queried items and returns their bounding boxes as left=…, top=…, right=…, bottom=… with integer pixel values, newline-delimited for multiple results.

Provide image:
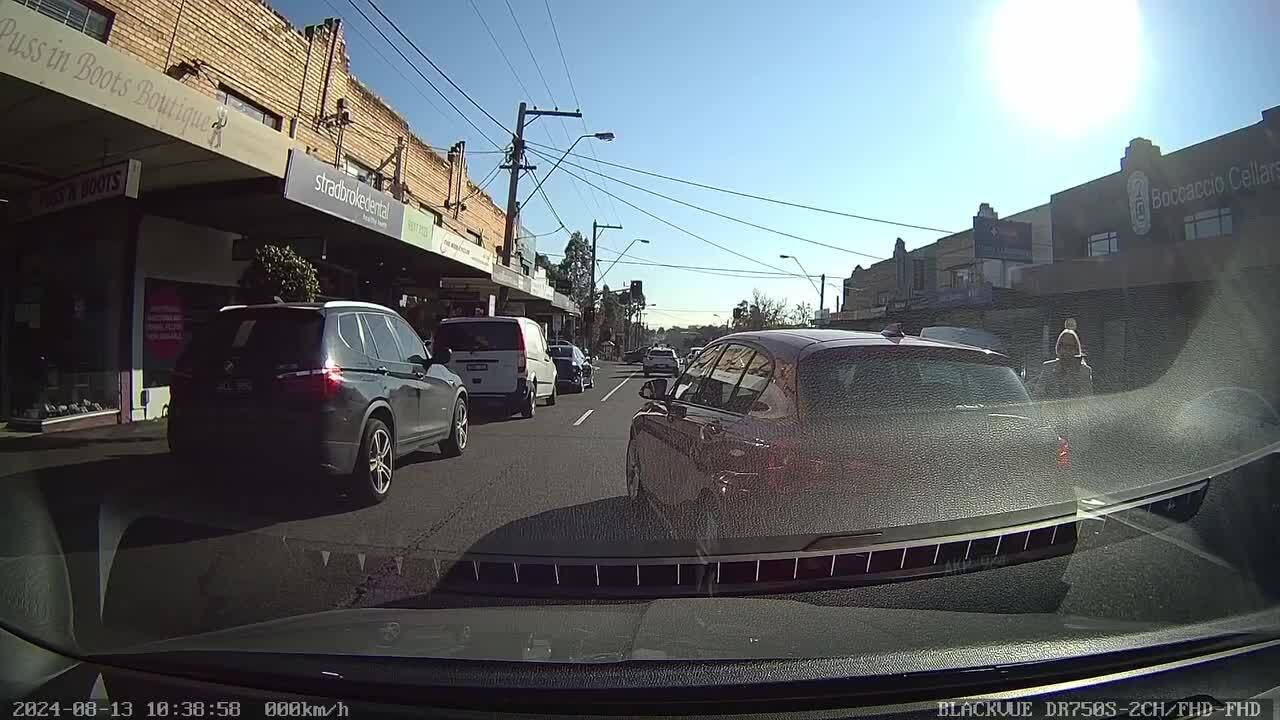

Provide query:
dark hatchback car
left=550, top=344, right=594, bottom=392
left=622, top=346, right=648, bottom=364
left=626, top=328, right=1067, bottom=544
left=167, top=301, right=468, bottom=504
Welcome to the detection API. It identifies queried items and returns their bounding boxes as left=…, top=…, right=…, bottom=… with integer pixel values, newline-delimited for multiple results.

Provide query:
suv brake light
left=516, top=326, right=527, bottom=375
left=276, top=362, right=342, bottom=399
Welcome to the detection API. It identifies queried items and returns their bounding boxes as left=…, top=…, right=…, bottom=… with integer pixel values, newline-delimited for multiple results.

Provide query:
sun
left=989, top=0, right=1142, bottom=135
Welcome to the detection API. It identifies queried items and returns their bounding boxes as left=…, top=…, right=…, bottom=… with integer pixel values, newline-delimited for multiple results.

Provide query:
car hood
left=113, top=597, right=1280, bottom=667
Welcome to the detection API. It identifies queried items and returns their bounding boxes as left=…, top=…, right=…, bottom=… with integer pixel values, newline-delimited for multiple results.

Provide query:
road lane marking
left=601, top=372, right=637, bottom=403
left=572, top=409, right=594, bottom=426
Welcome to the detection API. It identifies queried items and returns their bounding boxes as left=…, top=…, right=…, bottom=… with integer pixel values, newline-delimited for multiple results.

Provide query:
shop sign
left=0, top=5, right=290, bottom=178
left=431, top=224, right=493, bottom=273
left=491, top=261, right=531, bottom=293
left=1126, top=158, right=1280, bottom=235
left=530, top=276, right=553, bottom=301
left=283, top=150, right=404, bottom=239
left=973, top=216, right=1033, bottom=262
left=144, top=283, right=185, bottom=361
left=923, top=284, right=994, bottom=309
left=13, top=159, right=140, bottom=221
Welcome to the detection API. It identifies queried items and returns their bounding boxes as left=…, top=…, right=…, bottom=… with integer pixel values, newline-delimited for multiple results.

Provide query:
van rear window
left=435, top=322, right=522, bottom=352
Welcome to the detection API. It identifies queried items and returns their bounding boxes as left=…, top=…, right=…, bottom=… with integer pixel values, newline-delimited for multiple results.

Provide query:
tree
left=240, top=244, right=320, bottom=303
left=788, top=301, right=814, bottom=328
left=598, top=282, right=621, bottom=345
left=730, top=289, right=790, bottom=330
left=557, top=231, right=593, bottom=311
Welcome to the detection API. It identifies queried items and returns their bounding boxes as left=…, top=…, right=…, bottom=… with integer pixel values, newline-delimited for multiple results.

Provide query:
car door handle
left=375, top=366, right=389, bottom=375
left=701, top=422, right=723, bottom=441
left=413, top=370, right=426, bottom=379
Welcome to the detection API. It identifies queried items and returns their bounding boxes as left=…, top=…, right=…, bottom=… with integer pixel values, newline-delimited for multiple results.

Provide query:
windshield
left=4, top=0, right=1280, bottom=690
left=434, top=321, right=521, bottom=352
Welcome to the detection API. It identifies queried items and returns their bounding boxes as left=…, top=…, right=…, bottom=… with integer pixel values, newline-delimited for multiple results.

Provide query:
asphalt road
left=5, top=360, right=1280, bottom=648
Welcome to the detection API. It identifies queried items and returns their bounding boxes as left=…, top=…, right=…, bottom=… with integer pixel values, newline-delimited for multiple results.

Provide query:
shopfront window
left=950, top=265, right=976, bottom=287
left=142, top=279, right=237, bottom=388
left=1184, top=208, right=1233, bottom=242
left=14, top=0, right=112, bottom=42
left=1088, top=231, right=1119, bottom=257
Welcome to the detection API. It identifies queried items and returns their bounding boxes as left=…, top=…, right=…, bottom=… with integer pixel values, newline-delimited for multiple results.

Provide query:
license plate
left=466, top=363, right=488, bottom=371
left=216, top=379, right=253, bottom=394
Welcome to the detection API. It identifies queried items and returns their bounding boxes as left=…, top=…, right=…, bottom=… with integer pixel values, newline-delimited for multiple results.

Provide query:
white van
left=434, top=317, right=558, bottom=418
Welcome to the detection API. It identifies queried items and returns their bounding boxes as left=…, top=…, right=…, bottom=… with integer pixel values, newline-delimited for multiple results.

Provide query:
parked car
left=622, top=347, right=648, bottom=364
left=167, top=301, right=467, bottom=505
left=643, top=347, right=680, bottom=376
left=434, top=316, right=557, bottom=418
left=550, top=344, right=595, bottom=392
left=685, top=346, right=705, bottom=365
left=625, top=328, right=1067, bottom=543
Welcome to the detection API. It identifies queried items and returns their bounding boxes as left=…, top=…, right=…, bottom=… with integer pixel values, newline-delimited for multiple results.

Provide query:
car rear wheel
left=546, top=383, right=557, bottom=406
left=351, top=418, right=393, bottom=505
left=439, top=398, right=468, bottom=457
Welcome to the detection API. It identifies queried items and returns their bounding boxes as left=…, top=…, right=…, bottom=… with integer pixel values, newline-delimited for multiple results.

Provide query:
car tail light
left=516, top=329, right=527, bottom=375
left=1057, top=436, right=1071, bottom=470
left=276, top=362, right=342, bottom=400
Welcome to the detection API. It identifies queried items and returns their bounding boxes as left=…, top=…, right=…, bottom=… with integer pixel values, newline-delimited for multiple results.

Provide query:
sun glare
left=989, top=0, right=1142, bottom=135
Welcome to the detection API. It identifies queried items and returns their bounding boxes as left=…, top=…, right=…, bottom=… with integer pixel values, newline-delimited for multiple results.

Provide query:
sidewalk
left=0, top=419, right=170, bottom=479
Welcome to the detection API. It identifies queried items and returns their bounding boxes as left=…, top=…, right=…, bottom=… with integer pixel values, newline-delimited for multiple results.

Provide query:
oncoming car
left=167, top=302, right=468, bottom=505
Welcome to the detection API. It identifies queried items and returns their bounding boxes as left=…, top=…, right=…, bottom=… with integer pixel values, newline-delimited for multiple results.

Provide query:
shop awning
left=0, top=3, right=293, bottom=205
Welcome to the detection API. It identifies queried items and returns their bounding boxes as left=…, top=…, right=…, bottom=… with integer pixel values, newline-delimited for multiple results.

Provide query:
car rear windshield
left=435, top=321, right=522, bottom=352
left=177, top=309, right=324, bottom=374
left=650, top=349, right=676, bottom=357
left=549, top=346, right=574, bottom=358
left=800, top=348, right=1030, bottom=416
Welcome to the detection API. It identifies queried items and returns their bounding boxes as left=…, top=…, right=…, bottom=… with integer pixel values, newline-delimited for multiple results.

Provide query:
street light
left=779, top=254, right=822, bottom=302
left=521, top=131, right=614, bottom=209
left=597, top=238, right=649, bottom=286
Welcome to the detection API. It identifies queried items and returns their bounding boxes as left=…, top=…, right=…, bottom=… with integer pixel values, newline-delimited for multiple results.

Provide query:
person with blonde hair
left=1032, top=321, right=1094, bottom=400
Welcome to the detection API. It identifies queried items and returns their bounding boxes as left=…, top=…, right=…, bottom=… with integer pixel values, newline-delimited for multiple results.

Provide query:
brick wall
left=97, top=0, right=508, bottom=256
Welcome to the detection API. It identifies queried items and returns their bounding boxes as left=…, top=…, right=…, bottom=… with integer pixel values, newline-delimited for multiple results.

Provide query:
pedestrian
left=1032, top=323, right=1094, bottom=400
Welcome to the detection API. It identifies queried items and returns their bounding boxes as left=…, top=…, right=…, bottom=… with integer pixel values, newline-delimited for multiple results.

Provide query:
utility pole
left=819, top=273, right=825, bottom=313
left=499, top=102, right=582, bottom=314
left=588, top=220, right=621, bottom=349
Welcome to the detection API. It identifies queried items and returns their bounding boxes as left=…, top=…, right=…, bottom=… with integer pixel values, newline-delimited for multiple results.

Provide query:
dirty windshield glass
left=2, top=0, right=1279, bottom=694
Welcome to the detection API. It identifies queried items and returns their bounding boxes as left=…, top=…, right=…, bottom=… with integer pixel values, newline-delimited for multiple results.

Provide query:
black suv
left=167, top=301, right=468, bottom=504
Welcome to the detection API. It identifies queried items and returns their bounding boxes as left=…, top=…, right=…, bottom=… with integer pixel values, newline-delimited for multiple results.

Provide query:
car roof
left=714, top=328, right=1008, bottom=361
left=218, top=300, right=396, bottom=314
left=439, top=315, right=524, bottom=324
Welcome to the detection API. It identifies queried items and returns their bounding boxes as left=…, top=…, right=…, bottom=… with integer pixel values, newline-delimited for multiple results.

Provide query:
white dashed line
left=600, top=371, right=637, bottom=403
left=572, top=409, right=595, bottom=426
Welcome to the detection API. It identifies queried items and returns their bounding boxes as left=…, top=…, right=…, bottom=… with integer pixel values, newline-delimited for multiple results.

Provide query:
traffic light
left=630, top=280, right=644, bottom=304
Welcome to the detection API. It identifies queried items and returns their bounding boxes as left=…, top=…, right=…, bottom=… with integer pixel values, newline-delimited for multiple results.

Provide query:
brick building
left=0, top=0, right=572, bottom=431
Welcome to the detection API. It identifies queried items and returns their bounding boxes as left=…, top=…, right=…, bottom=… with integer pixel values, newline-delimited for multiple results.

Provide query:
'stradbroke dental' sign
left=283, top=150, right=404, bottom=238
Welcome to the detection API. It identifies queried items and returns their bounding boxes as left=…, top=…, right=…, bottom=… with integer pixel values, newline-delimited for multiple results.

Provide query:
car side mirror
left=639, top=378, right=668, bottom=400
left=408, top=353, right=431, bottom=369
left=432, top=348, right=452, bottom=366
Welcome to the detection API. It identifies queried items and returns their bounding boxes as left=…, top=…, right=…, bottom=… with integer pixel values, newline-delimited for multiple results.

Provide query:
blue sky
left=270, top=0, right=1280, bottom=328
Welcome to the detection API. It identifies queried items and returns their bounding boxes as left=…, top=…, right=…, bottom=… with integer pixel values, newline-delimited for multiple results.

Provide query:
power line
left=527, top=168, right=567, bottom=231
left=504, top=0, right=556, bottom=104
left=363, top=0, right=511, bottom=138
left=322, top=0, right=454, bottom=129
left=526, top=150, right=825, bottom=280
left=529, top=147, right=884, bottom=261
left=542, top=253, right=822, bottom=279
left=345, top=0, right=504, bottom=150
left=526, top=139, right=956, bottom=235
left=469, top=0, right=535, bottom=105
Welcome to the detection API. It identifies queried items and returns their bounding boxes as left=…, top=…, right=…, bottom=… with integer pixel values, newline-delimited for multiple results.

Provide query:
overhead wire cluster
left=321, top=0, right=957, bottom=291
